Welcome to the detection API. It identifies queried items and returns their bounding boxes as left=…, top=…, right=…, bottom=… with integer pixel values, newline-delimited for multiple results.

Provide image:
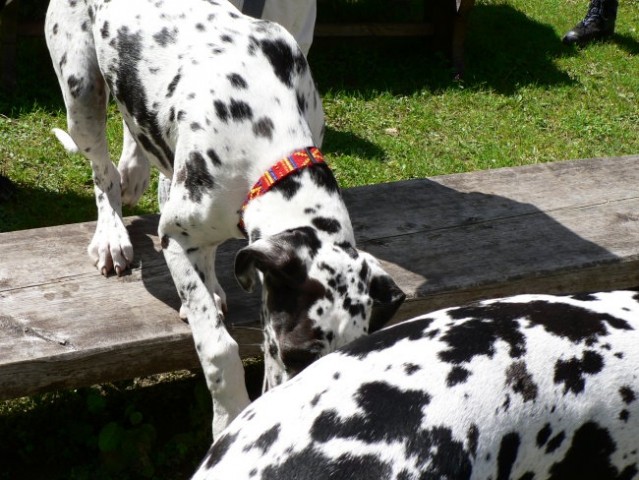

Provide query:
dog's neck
left=240, top=167, right=355, bottom=246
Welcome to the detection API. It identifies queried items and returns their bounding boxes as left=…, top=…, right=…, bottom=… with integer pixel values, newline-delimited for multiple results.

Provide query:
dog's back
left=194, top=291, right=639, bottom=480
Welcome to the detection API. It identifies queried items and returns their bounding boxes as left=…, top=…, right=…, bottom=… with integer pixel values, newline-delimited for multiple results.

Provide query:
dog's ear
left=235, top=227, right=320, bottom=292
left=367, top=262, right=405, bottom=333
left=235, top=240, right=286, bottom=293
left=234, top=237, right=306, bottom=293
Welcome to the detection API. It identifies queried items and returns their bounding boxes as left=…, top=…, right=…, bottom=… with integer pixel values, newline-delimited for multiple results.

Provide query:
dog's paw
left=119, top=158, right=150, bottom=207
left=88, top=217, right=134, bottom=276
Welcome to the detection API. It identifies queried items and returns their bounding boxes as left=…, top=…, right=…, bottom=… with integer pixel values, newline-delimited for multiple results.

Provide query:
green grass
left=1, top=0, right=639, bottom=477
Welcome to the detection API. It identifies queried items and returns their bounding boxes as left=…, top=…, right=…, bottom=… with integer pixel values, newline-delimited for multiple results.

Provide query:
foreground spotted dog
left=45, top=0, right=404, bottom=439
left=195, top=291, right=639, bottom=479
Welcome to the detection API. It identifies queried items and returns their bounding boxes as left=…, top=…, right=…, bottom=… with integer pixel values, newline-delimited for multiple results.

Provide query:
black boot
left=563, top=0, right=618, bottom=46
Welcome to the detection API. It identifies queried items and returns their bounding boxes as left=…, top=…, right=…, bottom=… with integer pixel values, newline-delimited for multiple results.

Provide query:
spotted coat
left=195, top=291, right=639, bottom=479
left=45, top=0, right=404, bottom=440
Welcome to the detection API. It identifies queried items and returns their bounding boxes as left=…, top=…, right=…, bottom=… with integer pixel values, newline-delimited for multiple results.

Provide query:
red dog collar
left=238, top=147, right=325, bottom=237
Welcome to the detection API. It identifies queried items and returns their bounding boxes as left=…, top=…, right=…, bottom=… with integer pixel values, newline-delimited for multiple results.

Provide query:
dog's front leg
left=161, top=236, right=250, bottom=438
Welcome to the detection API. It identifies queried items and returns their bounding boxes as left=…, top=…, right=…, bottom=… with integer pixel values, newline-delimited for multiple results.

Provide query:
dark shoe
left=563, top=0, right=618, bottom=46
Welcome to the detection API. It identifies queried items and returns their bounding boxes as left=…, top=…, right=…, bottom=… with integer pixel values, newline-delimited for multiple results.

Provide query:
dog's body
left=46, top=0, right=403, bottom=439
left=195, top=291, right=639, bottom=480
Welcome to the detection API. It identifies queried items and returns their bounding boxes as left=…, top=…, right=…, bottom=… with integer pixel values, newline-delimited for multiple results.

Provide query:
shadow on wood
left=1, top=156, right=639, bottom=399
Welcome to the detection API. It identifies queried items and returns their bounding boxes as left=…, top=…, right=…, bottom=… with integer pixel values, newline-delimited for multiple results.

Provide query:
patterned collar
left=238, top=147, right=325, bottom=237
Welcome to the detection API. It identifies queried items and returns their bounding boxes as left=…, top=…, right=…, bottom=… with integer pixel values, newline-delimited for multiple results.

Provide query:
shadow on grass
left=311, top=3, right=578, bottom=96
left=0, top=183, right=156, bottom=233
left=0, top=185, right=94, bottom=232
left=3, top=3, right=580, bottom=118
left=611, top=32, right=639, bottom=56
left=0, top=37, right=63, bottom=117
left=322, top=126, right=386, bottom=159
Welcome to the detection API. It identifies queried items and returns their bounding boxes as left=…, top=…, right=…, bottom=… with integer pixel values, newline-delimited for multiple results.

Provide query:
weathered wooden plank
left=1, top=155, right=639, bottom=399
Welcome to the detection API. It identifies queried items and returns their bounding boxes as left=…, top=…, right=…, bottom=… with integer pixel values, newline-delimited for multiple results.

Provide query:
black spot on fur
left=545, top=431, right=566, bottom=453
left=214, top=100, right=229, bottom=122
left=620, top=386, right=636, bottom=404
left=261, top=446, right=392, bottom=480
left=536, top=423, right=552, bottom=447
left=548, top=422, right=638, bottom=480
left=190, top=122, right=202, bottom=131
left=202, top=431, right=238, bottom=469
left=446, top=366, right=471, bottom=386
left=153, top=26, right=178, bottom=47
left=259, top=38, right=307, bottom=87
left=497, top=432, right=520, bottom=480
left=450, top=300, right=633, bottom=348
left=311, top=382, right=431, bottom=445
left=166, top=72, right=181, bottom=98
left=341, top=317, right=434, bottom=359
left=467, top=425, right=479, bottom=458
left=176, top=152, right=215, bottom=202
left=439, top=309, right=527, bottom=365
left=252, top=117, right=275, bottom=140
left=312, top=217, right=341, bottom=234
left=229, top=99, right=253, bottom=121
left=245, top=424, right=280, bottom=454
left=403, top=363, right=421, bottom=375
left=206, top=148, right=222, bottom=166
left=112, top=27, right=173, bottom=169
left=553, top=350, right=604, bottom=395
left=505, top=361, right=538, bottom=402
left=271, top=175, right=302, bottom=200
left=100, top=21, right=110, bottom=39
left=227, top=72, right=248, bottom=89
left=221, top=34, right=234, bottom=43
left=307, top=163, right=340, bottom=195
left=67, top=75, right=84, bottom=98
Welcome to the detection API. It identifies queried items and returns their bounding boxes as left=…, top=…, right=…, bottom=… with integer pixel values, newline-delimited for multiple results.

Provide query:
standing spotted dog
left=195, top=291, right=639, bottom=479
left=45, top=0, right=404, bottom=439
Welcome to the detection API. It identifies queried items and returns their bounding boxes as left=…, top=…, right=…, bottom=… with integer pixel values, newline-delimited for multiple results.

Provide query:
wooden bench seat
left=2, top=155, right=639, bottom=400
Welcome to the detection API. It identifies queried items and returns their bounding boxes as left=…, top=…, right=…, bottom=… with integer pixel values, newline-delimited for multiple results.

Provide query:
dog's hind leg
left=119, top=121, right=150, bottom=207
left=45, top=0, right=133, bottom=275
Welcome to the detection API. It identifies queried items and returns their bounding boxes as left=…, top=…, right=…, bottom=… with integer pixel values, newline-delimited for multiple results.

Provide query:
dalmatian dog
left=231, top=0, right=316, bottom=56
left=45, top=0, right=405, bottom=439
left=194, top=291, right=639, bottom=479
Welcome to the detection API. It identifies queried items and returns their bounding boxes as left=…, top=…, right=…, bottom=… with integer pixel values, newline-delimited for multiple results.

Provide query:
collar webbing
left=238, top=146, right=325, bottom=236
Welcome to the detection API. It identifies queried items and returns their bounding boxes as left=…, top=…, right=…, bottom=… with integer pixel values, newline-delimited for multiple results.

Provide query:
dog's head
left=235, top=226, right=405, bottom=390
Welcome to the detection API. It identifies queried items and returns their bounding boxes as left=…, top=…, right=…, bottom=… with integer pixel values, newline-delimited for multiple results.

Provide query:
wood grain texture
left=1, top=156, right=639, bottom=399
